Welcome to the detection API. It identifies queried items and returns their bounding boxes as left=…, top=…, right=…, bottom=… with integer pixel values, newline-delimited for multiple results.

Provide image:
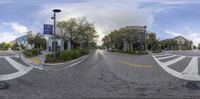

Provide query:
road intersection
left=0, top=50, right=200, bottom=98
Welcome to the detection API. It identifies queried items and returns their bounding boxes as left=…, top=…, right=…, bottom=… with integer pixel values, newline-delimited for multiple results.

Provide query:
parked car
left=108, top=48, right=115, bottom=52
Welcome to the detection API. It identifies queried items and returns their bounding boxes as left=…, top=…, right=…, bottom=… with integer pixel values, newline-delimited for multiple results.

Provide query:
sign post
left=44, top=24, right=53, bottom=52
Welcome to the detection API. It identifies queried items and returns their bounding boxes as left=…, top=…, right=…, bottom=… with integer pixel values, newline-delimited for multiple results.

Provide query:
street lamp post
left=52, top=9, right=61, bottom=59
left=144, top=26, right=147, bottom=52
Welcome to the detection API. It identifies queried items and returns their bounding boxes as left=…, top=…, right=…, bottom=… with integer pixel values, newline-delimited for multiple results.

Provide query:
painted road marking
left=0, top=55, right=19, bottom=58
left=164, top=56, right=185, bottom=66
left=0, top=67, right=33, bottom=81
left=153, top=54, right=200, bottom=81
left=155, top=54, right=170, bottom=57
left=157, top=55, right=176, bottom=60
left=0, top=56, right=33, bottom=81
left=5, top=57, right=28, bottom=71
left=118, top=60, right=152, bottom=68
left=182, top=57, right=198, bottom=75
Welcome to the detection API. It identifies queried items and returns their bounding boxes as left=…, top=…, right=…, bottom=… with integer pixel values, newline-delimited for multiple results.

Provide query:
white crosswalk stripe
left=155, top=54, right=171, bottom=57
left=157, top=55, right=176, bottom=60
left=182, top=57, right=198, bottom=75
left=0, top=55, right=19, bottom=58
left=0, top=56, right=33, bottom=81
left=152, top=53, right=200, bottom=81
left=164, top=56, right=185, bottom=66
left=5, top=57, right=28, bottom=71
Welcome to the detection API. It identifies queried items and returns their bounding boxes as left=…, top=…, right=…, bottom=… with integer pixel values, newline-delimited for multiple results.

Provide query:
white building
left=173, top=36, right=191, bottom=49
left=47, top=38, right=64, bottom=52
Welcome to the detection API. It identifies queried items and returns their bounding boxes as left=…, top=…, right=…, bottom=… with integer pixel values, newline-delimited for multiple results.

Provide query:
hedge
left=23, top=49, right=41, bottom=57
left=45, top=49, right=89, bottom=63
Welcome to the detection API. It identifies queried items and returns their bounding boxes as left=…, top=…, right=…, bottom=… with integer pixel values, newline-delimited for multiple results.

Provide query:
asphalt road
left=0, top=50, right=200, bottom=98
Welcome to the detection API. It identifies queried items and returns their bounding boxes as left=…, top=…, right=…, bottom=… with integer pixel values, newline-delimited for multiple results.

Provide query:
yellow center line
left=117, top=60, right=152, bottom=68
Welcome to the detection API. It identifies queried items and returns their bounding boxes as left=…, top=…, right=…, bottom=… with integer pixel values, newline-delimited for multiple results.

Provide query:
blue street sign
left=44, top=24, right=53, bottom=35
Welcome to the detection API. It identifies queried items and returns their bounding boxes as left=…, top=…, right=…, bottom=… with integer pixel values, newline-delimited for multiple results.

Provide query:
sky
left=1, top=0, right=200, bottom=46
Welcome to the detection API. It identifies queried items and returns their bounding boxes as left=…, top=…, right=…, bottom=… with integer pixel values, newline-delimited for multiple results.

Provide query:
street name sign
left=44, top=24, right=53, bottom=35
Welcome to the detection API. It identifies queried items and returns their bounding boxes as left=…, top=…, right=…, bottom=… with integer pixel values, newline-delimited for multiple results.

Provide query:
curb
left=43, top=55, right=89, bottom=70
left=43, top=55, right=88, bottom=66
left=20, top=54, right=44, bottom=70
left=20, top=54, right=90, bottom=70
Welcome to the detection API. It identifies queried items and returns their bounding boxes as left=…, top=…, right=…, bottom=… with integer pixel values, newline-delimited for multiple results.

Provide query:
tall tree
left=57, top=17, right=97, bottom=49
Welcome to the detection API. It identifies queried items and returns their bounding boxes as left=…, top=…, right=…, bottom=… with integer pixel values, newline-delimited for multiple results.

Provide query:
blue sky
left=1, top=0, right=200, bottom=45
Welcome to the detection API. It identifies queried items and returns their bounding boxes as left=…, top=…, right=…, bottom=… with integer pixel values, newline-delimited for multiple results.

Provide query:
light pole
left=144, top=26, right=147, bottom=52
left=52, top=9, right=61, bottom=59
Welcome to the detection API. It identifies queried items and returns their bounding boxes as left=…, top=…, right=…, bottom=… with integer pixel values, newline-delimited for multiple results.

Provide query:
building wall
left=123, top=26, right=146, bottom=51
left=174, top=36, right=187, bottom=45
left=47, top=38, right=64, bottom=52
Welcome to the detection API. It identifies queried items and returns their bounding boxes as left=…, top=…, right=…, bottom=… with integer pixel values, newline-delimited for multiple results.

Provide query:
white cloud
left=165, top=30, right=182, bottom=37
left=0, top=22, right=29, bottom=43
left=0, top=32, right=17, bottom=43
left=139, top=0, right=200, bottom=5
left=9, top=22, right=29, bottom=35
left=38, top=0, right=157, bottom=45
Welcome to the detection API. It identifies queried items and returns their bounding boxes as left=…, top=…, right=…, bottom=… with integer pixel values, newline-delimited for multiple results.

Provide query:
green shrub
left=45, top=49, right=89, bottom=63
left=12, top=47, right=20, bottom=50
left=60, top=50, right=83, bottom=60
left=153, top=49, right=162, bottom=53
left=79, top=49, right=89, bottom=55
left=23, top=49, right=33, bottom=57
left=31, top=49, right=41, bottom=56
left=23, top=49, right=41, bottom=57
left=45, top=53, right=65, bottom=63
left=59, top=50, right=74, bottom=60
left=135, top=50, right=148, bottom=55
left=72, top=50, right=81, bottom=59
left=181, top=47, right=191, bottom=50
left=45, top=54, right=53, bottom=60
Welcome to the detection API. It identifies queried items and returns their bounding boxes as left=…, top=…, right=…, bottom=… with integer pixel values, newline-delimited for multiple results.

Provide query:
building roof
left=173, top=36, right=189, bottom=41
